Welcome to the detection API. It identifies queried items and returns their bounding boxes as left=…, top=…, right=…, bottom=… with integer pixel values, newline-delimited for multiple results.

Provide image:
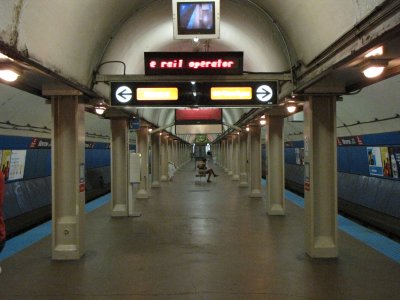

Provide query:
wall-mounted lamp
left=148, top=128, right=153, bottom=133
left=0, top=62, right=21, bottom=82
left=245, top=126, right=250, bottom=132
left=259, top=115, right=266, bottom=126
left=94, top=101, right=108, bottom=115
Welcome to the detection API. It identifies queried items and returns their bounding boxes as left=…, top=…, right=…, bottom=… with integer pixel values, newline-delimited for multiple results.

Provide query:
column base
left=250, top=190, right=262, bottom=198
left=239, top=182, right=249, bottom=187
left=52, top=245, right=82, bottom=260
left=267, top=204, right=285, bottom=215
left=151, top=181, right=161, bottom=188
left=232, top=174, right=240, bottom=181
left=136, top=189, right=149, bottom=199
left=160, top=175, right=169, bottom=182
left=306, top=236, right=338, bottom=258
left=111, top=204, right=128, bottom=217
left=228, top=171, right=233, bottom=176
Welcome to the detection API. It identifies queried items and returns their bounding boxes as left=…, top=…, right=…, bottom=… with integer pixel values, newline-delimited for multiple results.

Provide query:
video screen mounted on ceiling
left=172, top=0, right=220, bottom=39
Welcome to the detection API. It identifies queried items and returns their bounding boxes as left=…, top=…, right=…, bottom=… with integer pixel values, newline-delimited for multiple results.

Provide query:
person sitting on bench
left=197, top=158, right=218, bottom=183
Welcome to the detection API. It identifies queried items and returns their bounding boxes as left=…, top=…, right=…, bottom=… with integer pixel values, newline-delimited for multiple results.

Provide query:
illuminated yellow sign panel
left=137, top=87, right=178, bottom=101
left=211, top=87, right=252, bottom=100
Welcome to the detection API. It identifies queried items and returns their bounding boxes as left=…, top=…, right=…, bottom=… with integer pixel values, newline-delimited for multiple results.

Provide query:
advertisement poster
left=381, top=147, right=392, bottom=177
left=1, top=149, right=12, bottom=181
left=367, top=147, right=383, bottom=176
left=388, top=147, right=400, bottom=179
left=8, top=150, right=27, bottom=181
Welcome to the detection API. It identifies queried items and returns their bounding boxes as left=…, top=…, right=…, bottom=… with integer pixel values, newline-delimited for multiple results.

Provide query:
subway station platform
left=1, top=161, right=400, bottom=299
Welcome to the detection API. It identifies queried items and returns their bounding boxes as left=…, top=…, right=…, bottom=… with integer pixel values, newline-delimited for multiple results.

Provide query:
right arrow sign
left=256, top=85, right=273, bottom=102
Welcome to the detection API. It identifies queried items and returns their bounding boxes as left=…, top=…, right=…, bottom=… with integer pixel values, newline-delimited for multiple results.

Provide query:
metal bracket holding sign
left=128, top=152, right=142, bottom=217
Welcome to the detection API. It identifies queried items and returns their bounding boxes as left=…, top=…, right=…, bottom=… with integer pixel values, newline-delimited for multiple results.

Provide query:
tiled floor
left=1, top=161, right=399, bottom=299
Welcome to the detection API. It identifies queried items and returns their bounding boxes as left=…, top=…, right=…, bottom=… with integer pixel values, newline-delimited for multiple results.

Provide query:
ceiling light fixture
left=259, top=115, right=266, bottom=126
left=361, top=59, right=388, bottom=78
left=360, top=46, right=388, bottom=78
left=286, top=105, right=297, bottom=113
left=365, top=46, right=383, bottom=58
left=0, top=62, right=21, bottom=82
left=0, top=52, right=13, bottom=60
left=94, top=101, right=108, bottom=115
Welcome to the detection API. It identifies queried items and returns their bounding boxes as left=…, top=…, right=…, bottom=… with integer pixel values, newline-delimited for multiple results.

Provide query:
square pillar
left=249, top=123, right=262, bottom=198
left=51, top=95, right=85, bottom=260
left=111, top=118, right=129, bottom=216
left=239, top=131, right=249, bottom=187
left=232, top=134, right=240, bottom=181
left=266, top=116, right=285, bottom=215
left=304, top=96, right=338, bottom=258
left=160, top=134, right=169, bottom=181
left=151, top=133, right=161, bottom=188
left=137, top=124, right=150, bottom=198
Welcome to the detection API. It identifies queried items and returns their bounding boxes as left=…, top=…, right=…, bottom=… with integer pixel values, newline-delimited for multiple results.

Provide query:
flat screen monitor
left=172, top=0, right=220, bottom=39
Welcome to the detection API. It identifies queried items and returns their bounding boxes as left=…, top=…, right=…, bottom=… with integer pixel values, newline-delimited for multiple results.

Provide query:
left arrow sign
left=115, top=86, right=133, bottom=103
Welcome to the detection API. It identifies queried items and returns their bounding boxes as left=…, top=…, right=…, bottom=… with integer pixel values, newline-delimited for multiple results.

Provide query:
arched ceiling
left=0, top=0, right=399, bottom=143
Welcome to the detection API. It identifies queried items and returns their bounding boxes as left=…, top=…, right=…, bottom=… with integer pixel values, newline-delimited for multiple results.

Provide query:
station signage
left=144, top=52, right=243, bottom=75
left=111, top=81, right=277, bottom=107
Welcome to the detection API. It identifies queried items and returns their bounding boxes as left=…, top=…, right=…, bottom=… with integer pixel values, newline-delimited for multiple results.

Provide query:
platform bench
left=195, top=172, right=207, bottom=184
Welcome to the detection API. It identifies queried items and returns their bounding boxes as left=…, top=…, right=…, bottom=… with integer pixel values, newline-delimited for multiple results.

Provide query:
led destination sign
left=144, top=52, right=243, bottom=75
left=111, top=81, right=277, bottom=107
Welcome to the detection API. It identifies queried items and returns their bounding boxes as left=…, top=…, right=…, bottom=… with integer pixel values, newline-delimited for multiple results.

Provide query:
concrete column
left=249, top=123, right=262, bottom=198
left=167, top=137, right=172, bottom=162
left=232, top=134, right=240, bottom=181
left=160, top=134, right=169, bottom=181
left=220, top=140, right=225, bottom=169
left=266, top=116, right=285, bottom=215
left=239, top=131, right=249, bottom=187
left=227, top=136, right=233, bottom=175
left=173, top=139, right=178, bottom=168
left=178, top=142, right=182, bottom=168
left=304, top=96, right=338, bottom=258
left=136, top=125, right=150, bottom=198
left=51, top=95, right=85, bottom=260
left=223, top=139, right=228, bottom=171
left=151, top=133, right=160, bottom=188
left=110, top=119, right=129, bottom=217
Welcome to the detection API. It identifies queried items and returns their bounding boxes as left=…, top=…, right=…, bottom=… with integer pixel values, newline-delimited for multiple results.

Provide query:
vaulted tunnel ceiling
left=0, top=0, right=399, bottom=143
